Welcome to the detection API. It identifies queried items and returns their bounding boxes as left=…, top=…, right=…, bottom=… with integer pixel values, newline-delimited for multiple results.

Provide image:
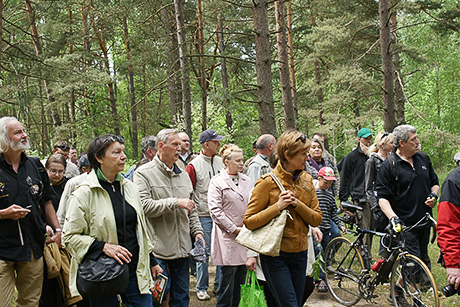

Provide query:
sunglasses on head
left=383, top=131, right=389, bottom=138
left=295, top=134, right=308, bottom=143
left=96, top=135, right=125, bottom=153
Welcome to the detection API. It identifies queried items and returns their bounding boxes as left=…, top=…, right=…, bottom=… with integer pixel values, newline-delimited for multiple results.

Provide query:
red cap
left=318, top=167, right=336, bottom=181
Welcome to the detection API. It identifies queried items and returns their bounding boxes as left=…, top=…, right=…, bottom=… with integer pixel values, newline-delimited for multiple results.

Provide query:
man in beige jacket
left=134, top=128, right=204, bottom=307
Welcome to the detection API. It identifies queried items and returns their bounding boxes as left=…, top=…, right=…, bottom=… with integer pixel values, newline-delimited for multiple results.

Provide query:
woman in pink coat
left=208, top=144, right=252, bottom=307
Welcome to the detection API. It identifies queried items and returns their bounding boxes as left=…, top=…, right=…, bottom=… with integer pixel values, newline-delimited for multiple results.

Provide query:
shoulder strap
left=268, top=173, right=286, bottom=192
left=387, top=153, right=400, bottom=195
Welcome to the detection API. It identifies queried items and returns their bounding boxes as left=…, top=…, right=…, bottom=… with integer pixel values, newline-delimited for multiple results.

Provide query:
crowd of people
left=0, top=115, right=459, bottom=307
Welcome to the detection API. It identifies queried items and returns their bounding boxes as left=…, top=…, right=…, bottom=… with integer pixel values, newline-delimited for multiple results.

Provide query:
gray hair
left=0, top=117, right=17, bottom=154
left=140, top=135, right=157, bottom=155
left=257, top=134, right=275, bottom=150
left=156, top=129, right=180, bottom=144
left=393, top=124, right=416, bottom=148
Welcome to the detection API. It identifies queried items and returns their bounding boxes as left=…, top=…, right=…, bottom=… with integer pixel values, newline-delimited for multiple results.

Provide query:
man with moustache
left=0, top=117, right=61, bottom=307
left=134, top=128, right=204, bottom=307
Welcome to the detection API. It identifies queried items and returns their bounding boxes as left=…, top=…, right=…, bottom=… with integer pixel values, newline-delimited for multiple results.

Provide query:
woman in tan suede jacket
left=243, top=130, right=322, bottom=307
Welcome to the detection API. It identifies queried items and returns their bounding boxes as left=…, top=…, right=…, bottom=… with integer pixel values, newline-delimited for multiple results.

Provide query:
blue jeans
left=216, top=265, right=246, bottom=307
left=330, top=220, right=340, bottom=239
left=196, top=217, right=220, bottom=291
left=157, top=258, right=190, bottom=307
left=260, top=251, right=307, bottom=307
left=88, top=262, right=152, bottom=307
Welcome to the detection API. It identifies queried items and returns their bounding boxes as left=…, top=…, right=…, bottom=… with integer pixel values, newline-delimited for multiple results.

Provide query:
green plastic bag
left=238, top=270, right=268, bottom=307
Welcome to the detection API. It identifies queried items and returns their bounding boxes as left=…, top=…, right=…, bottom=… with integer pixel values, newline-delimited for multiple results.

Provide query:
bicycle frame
left=333, top=212, right=437, bottom=303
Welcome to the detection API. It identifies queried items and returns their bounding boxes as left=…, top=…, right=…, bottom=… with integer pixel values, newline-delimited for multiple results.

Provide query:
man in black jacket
left=0, top=116, right=61, bottom=307
left=339, top=127, right=373, bottom=249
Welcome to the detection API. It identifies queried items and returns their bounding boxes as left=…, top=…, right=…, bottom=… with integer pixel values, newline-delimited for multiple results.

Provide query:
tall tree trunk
left=68, top=7, right=76, bottom=141
left=174, top=0, right=193, bottom=149
left=90, top=12, right=120, bottom=135
left=286, top=1, right=298, bottom=126
left=196, top=0, right=207, bottom=131
left=275, top=0, right=295, bottom=130
left=123, top=12, right=138, bottom=160
left=217, top=13, right=234, bottom=140
left=379, top=0, right=396, bottom=132
left=390, top=2, right=405, bottom=125
left=161, top=8, right=177, bottom=127
left=253, top=0, right=276, bottom=136
left=25, top=0, right=61, bottom=127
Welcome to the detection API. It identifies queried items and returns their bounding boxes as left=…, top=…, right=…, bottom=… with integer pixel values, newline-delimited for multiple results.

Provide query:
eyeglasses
left=295, top=135, right=308, bottom=143
left=48, top=169, right=65, bottom=175
left=55, top=145, right=70, bottom=151
left=96, top=135, right=125, bottom=153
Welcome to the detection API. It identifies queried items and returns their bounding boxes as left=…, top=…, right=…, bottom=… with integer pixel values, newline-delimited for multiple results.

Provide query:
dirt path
left=188, top=265, right=394, bottom=307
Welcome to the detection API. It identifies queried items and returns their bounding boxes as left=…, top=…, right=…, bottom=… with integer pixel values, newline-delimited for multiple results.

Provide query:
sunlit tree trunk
left=390, top=1, right=405, bottom=125
left=286, top=1, right=298, bottom=127
left=123, top=11, right=138, bottom=159
left=174, top=0, right=193, bottom=148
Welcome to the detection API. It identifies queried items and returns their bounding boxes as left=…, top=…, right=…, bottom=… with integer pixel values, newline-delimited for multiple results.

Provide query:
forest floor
left=188, top=265, right=393, bottom=307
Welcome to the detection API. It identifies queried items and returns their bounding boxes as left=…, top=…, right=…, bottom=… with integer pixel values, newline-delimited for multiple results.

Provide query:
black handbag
left=76, top=188, right=129, bottom=298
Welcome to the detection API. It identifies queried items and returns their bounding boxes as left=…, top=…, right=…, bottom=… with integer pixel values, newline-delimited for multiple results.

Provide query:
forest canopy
left=0, top=0, right=459, bottom=172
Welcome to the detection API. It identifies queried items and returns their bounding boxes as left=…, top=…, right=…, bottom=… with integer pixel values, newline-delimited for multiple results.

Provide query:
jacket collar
left=273, top=161, right=302, bottom=185
left=221, top=171, right=247, bottom=197
left=200, top=151, right=216, bottom=161
left=84, top=169, right=129, bottom=189
left=153, top=155, right=182, bottom=176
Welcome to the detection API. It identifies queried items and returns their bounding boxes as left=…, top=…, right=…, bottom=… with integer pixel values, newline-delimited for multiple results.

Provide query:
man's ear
left=157, top=141, right=164, bottom=150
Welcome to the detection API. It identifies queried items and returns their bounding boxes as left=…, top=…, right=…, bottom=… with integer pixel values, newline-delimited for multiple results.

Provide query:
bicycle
left=324, top=201, right=439, bottom=306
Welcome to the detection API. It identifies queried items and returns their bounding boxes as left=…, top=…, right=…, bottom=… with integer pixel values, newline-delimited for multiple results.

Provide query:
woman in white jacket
left=208, top=144, right=252, bottom=307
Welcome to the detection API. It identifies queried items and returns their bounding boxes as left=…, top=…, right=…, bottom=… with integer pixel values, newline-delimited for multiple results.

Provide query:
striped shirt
left=316, top=188, right=344, bottom=232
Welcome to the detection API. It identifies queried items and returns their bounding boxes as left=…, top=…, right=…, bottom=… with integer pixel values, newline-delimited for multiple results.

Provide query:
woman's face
left=288, top=149, right=309, bottom=171
left=47, top=162, right=65, bottom=185
left=225, top=151, right=244, bottom=175
left=309, top=141, right=323, bottom=161
left=383, top=138, right=395, bottom=153
left=98, top=142, right=126, bottom=174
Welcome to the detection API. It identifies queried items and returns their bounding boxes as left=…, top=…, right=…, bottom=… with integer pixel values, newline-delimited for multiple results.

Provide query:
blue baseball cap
left=199, top=129, right=224, bottom=143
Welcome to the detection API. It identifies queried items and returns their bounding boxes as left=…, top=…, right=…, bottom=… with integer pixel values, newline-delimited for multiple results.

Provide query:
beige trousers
left=0, top=253, right=44, bottom=307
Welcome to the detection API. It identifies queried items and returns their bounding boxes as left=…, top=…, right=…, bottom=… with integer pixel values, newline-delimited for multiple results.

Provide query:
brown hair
left=277, top=130, right=311, bottom=165
left=45, top=153, right=67, bottom=170
left=219, top=144, right=242, bottom=164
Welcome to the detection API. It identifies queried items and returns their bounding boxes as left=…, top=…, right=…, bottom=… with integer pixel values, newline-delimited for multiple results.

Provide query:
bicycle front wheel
left=390, top=253, right=440, bottom=307
left=324, top=237, right=365, bottom=306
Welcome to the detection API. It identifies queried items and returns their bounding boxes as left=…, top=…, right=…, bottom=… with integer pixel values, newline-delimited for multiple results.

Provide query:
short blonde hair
left=369, top=130, right=394, bottom=154
left=219, top=144, right=242, bottom=163
left=277, top=130, right=311, bottom=165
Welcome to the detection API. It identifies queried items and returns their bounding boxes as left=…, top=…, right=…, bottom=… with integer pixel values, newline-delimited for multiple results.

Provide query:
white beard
left=9, top=138, right=30, bottom=152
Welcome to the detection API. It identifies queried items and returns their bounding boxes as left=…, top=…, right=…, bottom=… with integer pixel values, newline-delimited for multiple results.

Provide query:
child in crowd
left=313, top=166, right=346, bottom=292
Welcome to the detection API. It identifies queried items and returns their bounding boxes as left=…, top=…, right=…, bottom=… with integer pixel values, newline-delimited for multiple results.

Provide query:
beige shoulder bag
left=236, top=173, right=290, bottom=257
